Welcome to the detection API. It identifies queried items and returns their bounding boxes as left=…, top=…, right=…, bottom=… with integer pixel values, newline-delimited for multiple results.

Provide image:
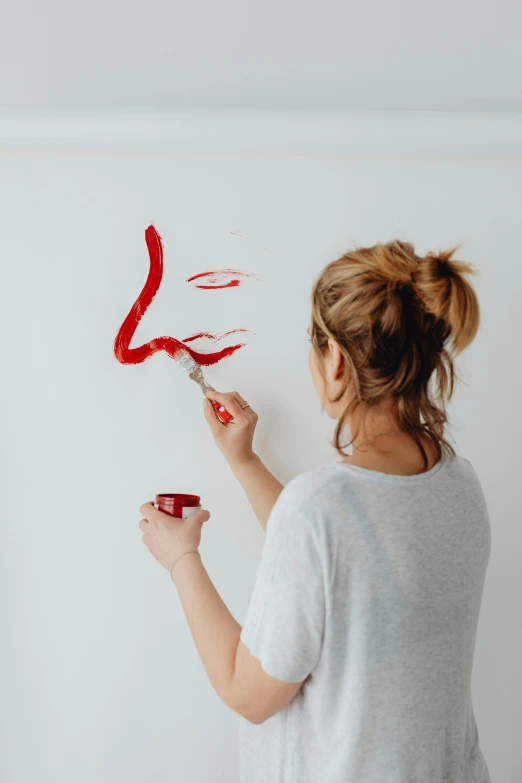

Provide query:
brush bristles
left=172, top=347, right=214, bottom=394
left=173, top=348, right=199, bottom=374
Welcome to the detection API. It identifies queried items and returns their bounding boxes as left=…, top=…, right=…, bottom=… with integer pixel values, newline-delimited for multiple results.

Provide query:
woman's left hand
left=139, top=502, right=211, bottom=573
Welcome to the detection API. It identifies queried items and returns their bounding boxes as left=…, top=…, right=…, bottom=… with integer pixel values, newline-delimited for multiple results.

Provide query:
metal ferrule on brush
left=177, top=351, right=215, bottom=395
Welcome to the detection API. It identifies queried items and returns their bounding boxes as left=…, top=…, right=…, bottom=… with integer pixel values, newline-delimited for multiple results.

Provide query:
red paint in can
left=155, top=493, right=201, bottom=519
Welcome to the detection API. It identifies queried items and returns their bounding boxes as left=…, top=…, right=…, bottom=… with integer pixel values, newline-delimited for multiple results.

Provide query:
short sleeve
left=240, top=484, right=326, bottom=683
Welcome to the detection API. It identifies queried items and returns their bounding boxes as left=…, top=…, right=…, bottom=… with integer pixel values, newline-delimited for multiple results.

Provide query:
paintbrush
left=172, top=347, right=234, bottom=424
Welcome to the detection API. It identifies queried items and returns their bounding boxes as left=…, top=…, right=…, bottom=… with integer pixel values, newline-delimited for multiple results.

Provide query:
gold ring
left=241, top=401, right=250, bottom=409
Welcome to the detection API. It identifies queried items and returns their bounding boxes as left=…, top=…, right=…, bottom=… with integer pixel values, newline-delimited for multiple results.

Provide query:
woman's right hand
left=203, top=390, right=258, bottom=467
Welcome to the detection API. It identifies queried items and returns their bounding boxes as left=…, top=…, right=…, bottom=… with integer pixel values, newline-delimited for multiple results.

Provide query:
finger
left=138, top=519, right=149, bottom=533
left=142, top=535, right=157, bottom=558
left=225, top=390, right=247, bottom=406
left=139, top=501, right=158, bottom=521
left=205, top=391, right=245, bottom=419
left=209, top=390, right=255, bottom=416
left=186, top=508, right=211, bottom=525
left=228, top=392, right=256, bottom=416
left=207, top=390, right=246, bottom=407
left=203, top=397, right=225, bottom=434
left=140, top=501, right=175, bottom=524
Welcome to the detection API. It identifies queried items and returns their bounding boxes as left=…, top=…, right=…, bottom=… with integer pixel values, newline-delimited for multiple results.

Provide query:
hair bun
left=413, top=248, right=479, bottom=352
left=375, top=239, right=420, bottom=287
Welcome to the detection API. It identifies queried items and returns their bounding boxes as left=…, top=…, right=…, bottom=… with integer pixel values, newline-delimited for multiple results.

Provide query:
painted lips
left=114, top=225, right=252, bottom=367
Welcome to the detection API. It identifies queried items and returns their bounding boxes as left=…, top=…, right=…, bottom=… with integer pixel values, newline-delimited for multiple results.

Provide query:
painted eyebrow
left=186, top=269, right=258, bottom=290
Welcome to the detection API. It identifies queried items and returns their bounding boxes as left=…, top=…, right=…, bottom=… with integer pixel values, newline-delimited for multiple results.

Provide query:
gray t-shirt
left=239, top=448, right=491, bottom=783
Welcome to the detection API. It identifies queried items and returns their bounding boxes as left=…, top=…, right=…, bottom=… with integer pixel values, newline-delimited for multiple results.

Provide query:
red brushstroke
left=187, top=269, right=257, bottom=289
left=114, top=226, right=246, bottom=366
left=196, top=280, right=241, bottom=290
left=183, top=329, right=252, bottom=343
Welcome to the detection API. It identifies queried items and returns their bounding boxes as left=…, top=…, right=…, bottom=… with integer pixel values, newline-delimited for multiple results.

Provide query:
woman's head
left=308, top=239, right=480, bottom=469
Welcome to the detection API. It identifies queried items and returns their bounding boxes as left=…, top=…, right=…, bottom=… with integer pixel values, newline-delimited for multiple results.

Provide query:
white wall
left=2, top=1, right=522, bottom=111
left=1, top=111, right=521, bottom=782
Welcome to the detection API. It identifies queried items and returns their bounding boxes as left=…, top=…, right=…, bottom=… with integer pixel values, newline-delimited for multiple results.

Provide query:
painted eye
left=187, top=269, right=257, bottom=289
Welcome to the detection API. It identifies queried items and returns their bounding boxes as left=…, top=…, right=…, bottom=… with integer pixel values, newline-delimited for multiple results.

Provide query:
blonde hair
left=310, top=239, right=480, bottom=470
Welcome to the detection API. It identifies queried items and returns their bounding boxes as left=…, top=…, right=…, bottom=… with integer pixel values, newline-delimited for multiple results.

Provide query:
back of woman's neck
left=342, top=434, right=441, bottom=477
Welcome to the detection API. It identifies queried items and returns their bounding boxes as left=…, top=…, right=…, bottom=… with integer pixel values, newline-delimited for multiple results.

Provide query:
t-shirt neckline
left=329, top=445, right=449, bottom=484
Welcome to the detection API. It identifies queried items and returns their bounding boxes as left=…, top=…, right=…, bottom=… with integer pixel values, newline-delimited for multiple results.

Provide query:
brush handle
left=212, top=400, right=234, bottom=424
left=190, top=370, right=234, bottom=424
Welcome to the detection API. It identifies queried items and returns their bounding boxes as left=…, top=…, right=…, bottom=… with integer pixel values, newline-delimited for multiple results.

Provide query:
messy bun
left=412, top=247, right=480, bottom=352
left=310, top=238, right=480, bottom=470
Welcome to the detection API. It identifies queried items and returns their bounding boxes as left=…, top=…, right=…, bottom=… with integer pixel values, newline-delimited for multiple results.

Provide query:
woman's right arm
left=203, top=391, right=284, bottom=531
left=227, top=454, right=284, bottom=531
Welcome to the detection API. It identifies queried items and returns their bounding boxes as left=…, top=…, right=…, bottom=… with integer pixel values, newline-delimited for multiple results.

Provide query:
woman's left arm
left=139, top=502, right=303, bottom=724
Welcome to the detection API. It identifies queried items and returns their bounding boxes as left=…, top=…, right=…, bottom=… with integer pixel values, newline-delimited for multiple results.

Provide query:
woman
left=139, top=239, right=491, bottom=783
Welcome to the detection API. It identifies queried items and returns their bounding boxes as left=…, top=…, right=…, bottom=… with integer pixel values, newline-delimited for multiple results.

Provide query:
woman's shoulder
left=281, top=449, right=479, bottom=506
left=278, top=463, right=353, bottom=515
left=265, top=466, right=346, bottom=543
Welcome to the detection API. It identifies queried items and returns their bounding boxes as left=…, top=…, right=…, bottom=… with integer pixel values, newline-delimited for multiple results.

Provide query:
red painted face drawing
left=114, top=225, right=258, bottom=366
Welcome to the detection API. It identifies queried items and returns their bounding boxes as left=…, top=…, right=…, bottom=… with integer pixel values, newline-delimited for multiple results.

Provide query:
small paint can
left=155, top=493, right=201, bottom=519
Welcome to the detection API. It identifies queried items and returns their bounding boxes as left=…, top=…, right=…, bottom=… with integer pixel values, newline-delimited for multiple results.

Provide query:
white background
left=1, top=111, right=521, bottom=782
left=1, top=0, right=521, bottom=111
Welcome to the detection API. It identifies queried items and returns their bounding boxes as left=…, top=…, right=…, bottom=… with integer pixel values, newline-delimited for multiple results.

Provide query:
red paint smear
left=113, top=226, right=246, bottom=366
left=187, top=269, right=257, bottom=289
left=183, top=329, right=252, bottom=343
left=196, top=280, right=240, bottom=290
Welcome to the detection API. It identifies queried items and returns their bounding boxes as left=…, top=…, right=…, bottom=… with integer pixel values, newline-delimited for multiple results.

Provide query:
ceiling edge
left=1, top=108, right=521, bottom=158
